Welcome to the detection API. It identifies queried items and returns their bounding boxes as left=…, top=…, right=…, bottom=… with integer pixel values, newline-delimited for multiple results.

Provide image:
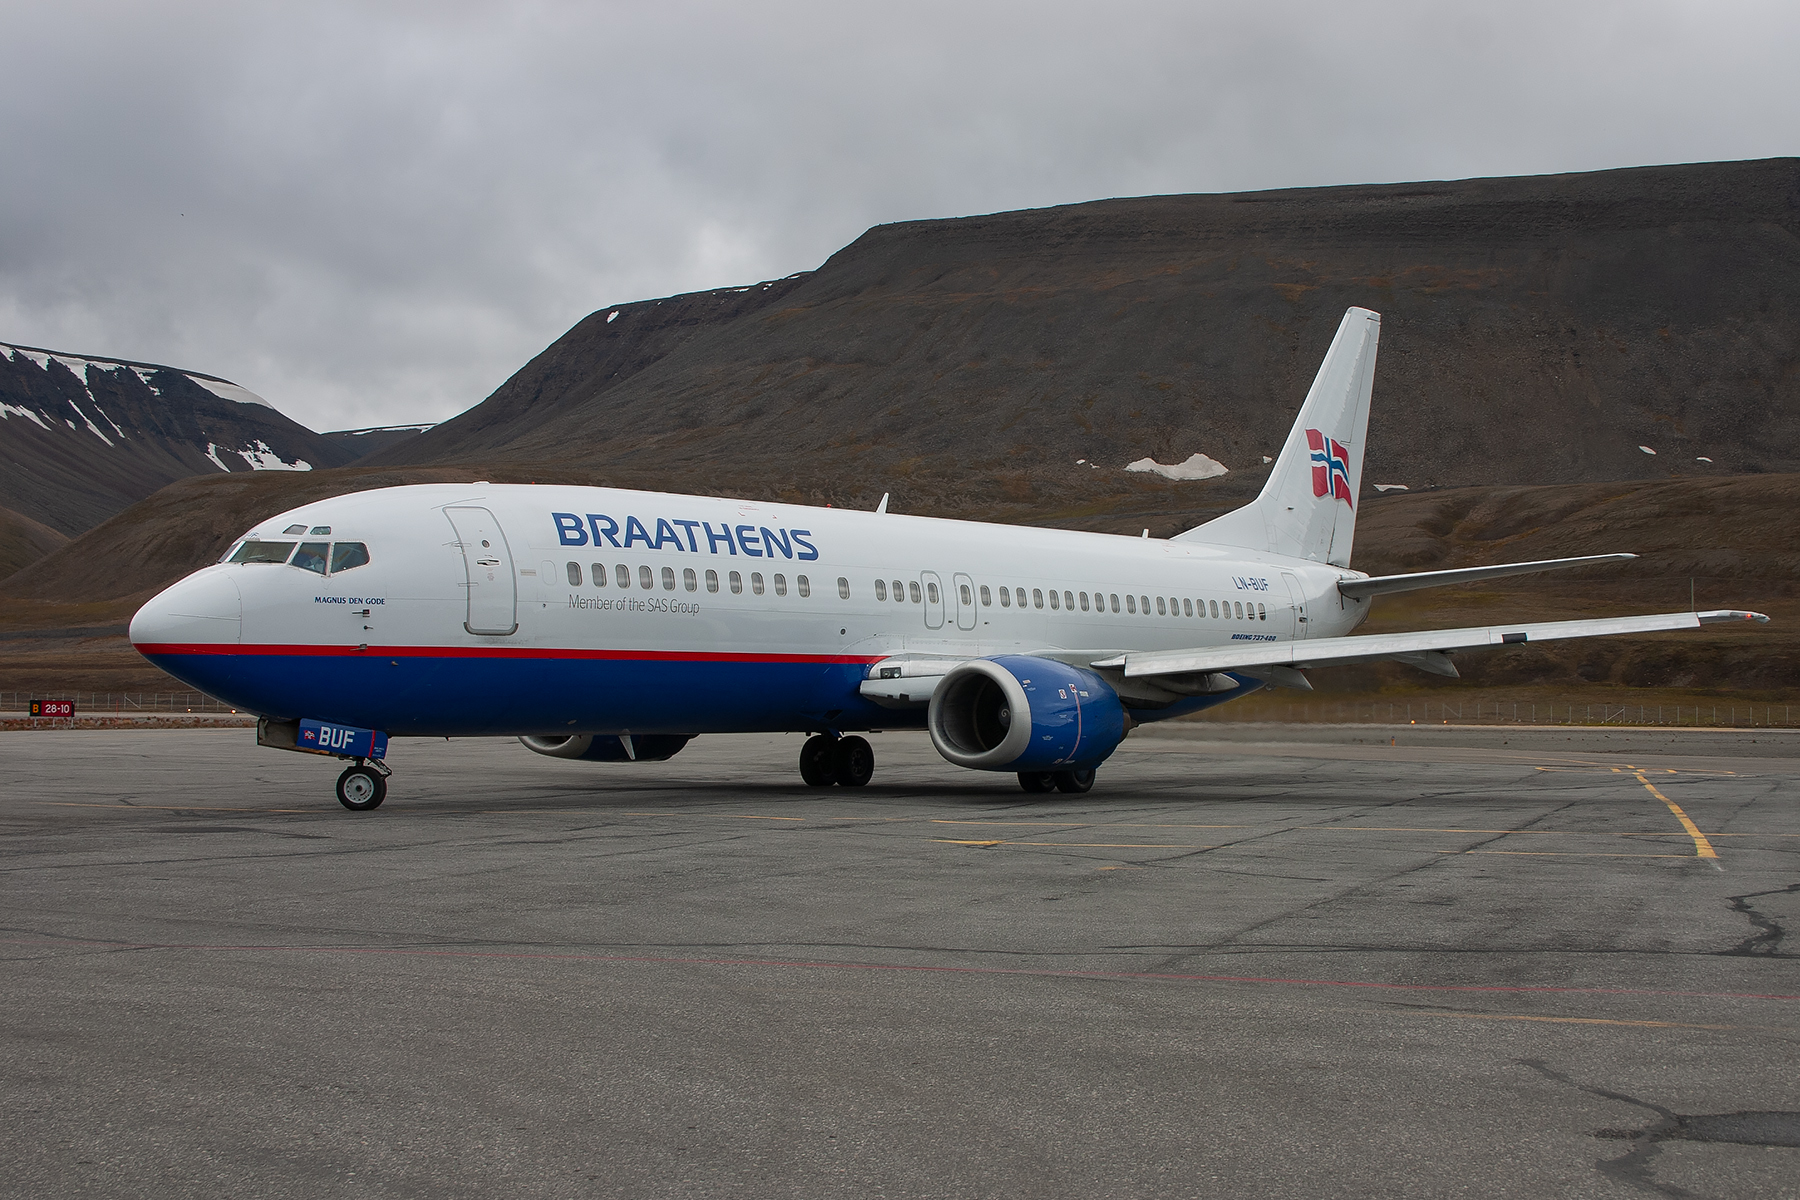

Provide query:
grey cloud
left=1, top=0, right=1795, bottom=431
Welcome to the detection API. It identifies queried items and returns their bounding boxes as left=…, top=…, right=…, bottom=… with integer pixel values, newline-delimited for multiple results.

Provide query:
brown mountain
left=367, top=158, right=1800, bottom=511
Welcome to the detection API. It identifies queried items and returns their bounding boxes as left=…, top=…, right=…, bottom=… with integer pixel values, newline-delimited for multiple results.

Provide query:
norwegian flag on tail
left=1306, top=429, right=1353, bottom=508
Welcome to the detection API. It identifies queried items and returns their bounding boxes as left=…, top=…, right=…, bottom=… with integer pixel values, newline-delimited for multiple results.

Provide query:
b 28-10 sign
left=30, top=700, right=74, bottom=718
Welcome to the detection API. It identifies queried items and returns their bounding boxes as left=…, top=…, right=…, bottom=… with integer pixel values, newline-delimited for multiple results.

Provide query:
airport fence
left=1, top=691, right=241, bottom=715
left=1210, top=698, right=1800, bottom=728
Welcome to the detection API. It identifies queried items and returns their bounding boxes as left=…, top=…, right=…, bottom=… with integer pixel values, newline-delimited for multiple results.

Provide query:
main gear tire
left=832, top=736, right=874, bottom=787
left=1052, top=768, right=1095, bottom=794
left=1017, top=771, right=1057, bottom=794
left=800, top=735, right=838, bottom=787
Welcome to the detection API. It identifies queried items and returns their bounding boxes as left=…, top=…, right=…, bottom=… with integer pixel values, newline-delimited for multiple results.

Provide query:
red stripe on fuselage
left=133, top=642, right=886, bottom=664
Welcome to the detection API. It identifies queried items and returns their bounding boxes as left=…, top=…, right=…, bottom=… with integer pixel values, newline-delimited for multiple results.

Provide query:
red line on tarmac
left=5, top=938, right=1797, bottom=1002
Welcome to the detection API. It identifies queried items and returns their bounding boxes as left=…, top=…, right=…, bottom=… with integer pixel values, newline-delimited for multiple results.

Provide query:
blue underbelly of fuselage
left=142, top=650, right=911, bottom=737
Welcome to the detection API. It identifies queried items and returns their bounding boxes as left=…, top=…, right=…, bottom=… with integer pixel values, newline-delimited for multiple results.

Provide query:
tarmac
left=4, top=724, right=1798, bottom=1198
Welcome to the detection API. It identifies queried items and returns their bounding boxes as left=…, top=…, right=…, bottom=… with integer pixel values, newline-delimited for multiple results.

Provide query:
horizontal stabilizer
left=1091, top=610, right=1768, bottom=681
left=1337, top=554, right=1638, bottom=600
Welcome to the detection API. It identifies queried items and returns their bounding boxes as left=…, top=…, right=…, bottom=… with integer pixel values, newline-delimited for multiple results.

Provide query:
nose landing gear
left=335, top=760, right=391, bottom=811
left=799, top=734, right=874, bottom=788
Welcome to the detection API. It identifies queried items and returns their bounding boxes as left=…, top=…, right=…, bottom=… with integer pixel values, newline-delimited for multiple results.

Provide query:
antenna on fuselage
left=876, top=493, right=890, bottom=514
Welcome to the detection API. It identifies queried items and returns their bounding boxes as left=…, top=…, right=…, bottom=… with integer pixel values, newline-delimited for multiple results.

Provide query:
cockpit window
left=292, top=542, right=330, bottom=575
left=229, top=540, right=296, bottom=564
left=330, top=543, right=371, bottom=574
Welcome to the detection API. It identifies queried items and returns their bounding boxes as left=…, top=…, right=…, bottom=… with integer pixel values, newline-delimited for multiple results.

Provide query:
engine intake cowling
left=927, top=656, right=1126, bottom=773
left=519, top=734, right=692, bottom=762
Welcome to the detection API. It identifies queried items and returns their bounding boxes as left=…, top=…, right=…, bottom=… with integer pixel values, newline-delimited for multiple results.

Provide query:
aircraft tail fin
left=1176, top=307, right=1379, bottom=566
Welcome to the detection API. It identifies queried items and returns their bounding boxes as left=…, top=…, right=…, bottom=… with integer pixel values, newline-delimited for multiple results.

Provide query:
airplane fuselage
left=131, top=482, right=1370, bottom=737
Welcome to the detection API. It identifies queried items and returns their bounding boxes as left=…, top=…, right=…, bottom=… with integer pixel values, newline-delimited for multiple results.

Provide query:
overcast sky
left=1, top=0, right=1795, bottom=432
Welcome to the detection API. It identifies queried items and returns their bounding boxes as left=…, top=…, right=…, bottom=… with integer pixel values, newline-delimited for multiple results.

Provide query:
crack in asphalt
left=1720, top=881, right=1800, bottom=957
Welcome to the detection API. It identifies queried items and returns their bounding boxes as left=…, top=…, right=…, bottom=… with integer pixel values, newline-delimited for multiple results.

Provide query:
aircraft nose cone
left=130, top=569, right=243, bottom=648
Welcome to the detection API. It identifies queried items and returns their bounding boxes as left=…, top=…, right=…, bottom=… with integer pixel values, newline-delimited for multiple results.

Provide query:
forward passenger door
left=444, top=506, right=518, bottom=636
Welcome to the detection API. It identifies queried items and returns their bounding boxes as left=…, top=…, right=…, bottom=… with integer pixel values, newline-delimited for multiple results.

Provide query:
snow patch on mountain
left=1, top=402, right=52, bottom=430
left=234, top=440, right=311, bottom=471
left=1124, top=453, right=1230, bottom=481
left=2, top=342, right=272, bottom=411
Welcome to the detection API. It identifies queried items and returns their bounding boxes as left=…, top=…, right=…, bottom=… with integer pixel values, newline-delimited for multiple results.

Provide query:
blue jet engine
left=927, top=656, right=1127, bottom=772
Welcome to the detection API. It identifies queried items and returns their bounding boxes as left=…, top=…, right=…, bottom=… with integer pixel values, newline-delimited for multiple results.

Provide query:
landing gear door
left=952, top=572, right=977, bottom=631
left=920, top=571, right=945, bottom=630
left=445, top=506, right=519, bottom=636
left=1281, top=572, right=1308, bottom=640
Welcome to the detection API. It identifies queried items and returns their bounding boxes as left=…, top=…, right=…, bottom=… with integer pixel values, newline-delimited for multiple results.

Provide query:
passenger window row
left=984, top=583, right=1267, bottom=621
left=565, top=562, right=851, bottom=600
left=227, top=539, right=371, bottom=575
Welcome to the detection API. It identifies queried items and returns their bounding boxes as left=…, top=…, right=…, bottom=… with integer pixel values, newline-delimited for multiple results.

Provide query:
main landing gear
left=1018, top=768, right=1095, bottom=795
left=336, top=760, right=391, bottom=811
left=800, top=734, right=874, bottom=788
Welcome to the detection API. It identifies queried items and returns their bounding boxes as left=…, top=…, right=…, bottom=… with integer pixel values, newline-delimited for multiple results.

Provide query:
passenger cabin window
left=773, top=573, right=787, bottom=597
left=706, top=569, right=719, bottom=593
left=1048, top=590, right=1059, bottom=610
left=1064, top=590, right=1074, bottom=610
left=752, top=572, right=765, bottom=595
left=892, top=579, right=904, bottom=601
left=662, top=566, right=676, bottom=591
left=292, top=543, right=329, bottom=575
left=566, top=562, right=582, bottom=586
left=927, top=581, right=939, bottom=603
left=639, top=565, right=655, bottom=589
left=616, top=564, right=631, bottom=589
left=592, top=563, right=607, bottom=586
left=1258, top=603, right=1267, bottom=621
left=1156, top=596, right=1166, bottom=615
left=980, top=585, right=991, bottom=606
left=1014, top=587, right=1026, bottom=608
left=229, top=540, right=295, bottom=564
left=875, top=579, right=888, bottom=601
left=1110, top=593, right=1120, bottom=613
left=1125, top=594, right=1135, bottom=613
left=909, top=581, right=921, bottom=604
left=835, top=577, right=848, bottom=599
left=959, top=583, right=972, bottom=606
left=1032, top=588, right=1044, bottom=609
left=999, top=586, right=1011, bottom=607
left=798, top=575, right=811, bottom=598
left=684, top=568, right=697, bottom=592
left=329, top=543, right=370, bottom=574
left=729, top=570, right=743, bottom=594
left=1079, top=592, right=1089, bottom=611
left=1209, top=599, right=1219, bottom=618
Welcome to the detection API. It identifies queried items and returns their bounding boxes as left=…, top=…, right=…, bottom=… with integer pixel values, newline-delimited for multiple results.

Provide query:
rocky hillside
left=368, top=158, right=1800, bottom=511
left=0, top=343, right=356, bottom=536
left=323, top=424, right=435, bottom=460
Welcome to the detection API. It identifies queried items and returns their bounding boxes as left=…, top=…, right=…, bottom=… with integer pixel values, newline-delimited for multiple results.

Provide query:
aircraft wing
left=1090, top=609, right=1769, bottom=684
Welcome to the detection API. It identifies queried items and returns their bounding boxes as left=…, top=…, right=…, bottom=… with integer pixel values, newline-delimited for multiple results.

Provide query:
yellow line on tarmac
left=1413, top=1012, right=1736, bottom=1030
left=1617, top=768, right=1718, bottom=859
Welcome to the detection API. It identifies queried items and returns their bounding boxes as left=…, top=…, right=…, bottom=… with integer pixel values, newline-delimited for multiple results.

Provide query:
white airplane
left=129, top=308, right=1767, bottom=810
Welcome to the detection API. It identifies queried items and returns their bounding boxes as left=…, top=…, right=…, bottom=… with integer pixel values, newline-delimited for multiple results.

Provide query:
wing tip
left=1697, top=609, right=1771, bottom=624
